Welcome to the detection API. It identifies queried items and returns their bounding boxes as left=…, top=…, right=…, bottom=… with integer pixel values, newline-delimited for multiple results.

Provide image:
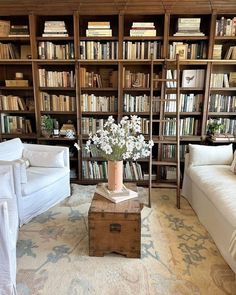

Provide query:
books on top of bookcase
left=95, top=183, right=138, bottom=203
left=42, top=21, right=68, bottom=37
left=174, top=18, right=205, bottom=36
left=130, top=22, right=156, bottom=37
left=209, top=133, right=235, bottom=142
left=86, top=21, right=112, bottom=37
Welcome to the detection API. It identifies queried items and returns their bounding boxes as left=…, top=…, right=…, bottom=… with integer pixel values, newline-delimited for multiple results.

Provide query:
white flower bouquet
left=85, top=115, right=153, bottom=161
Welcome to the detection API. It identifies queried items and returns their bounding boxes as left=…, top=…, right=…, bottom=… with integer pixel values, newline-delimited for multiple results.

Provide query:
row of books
left=81, top=117, right=149, bottom=135
left=79, top=68, right=118, bottom=88
left=0, top=43, right=20, bottom=59
left=169, top=41, right=207, bottom=60
left=208, top=117, right=236, bottom=135
left=208, top=94, right=236, bottom=112
left=38, top=42, right=74, bottom=59
left=224, top=46, right=236, bottom=60
left=164, top=93, right=203, bottom=112
left=86, top=21, right=112, bottom=37
left=123, top=69, right=152, bottom=88
left=123, top=41, right=162, bottom=59
left=215, top=16, right=236, bottom=36
left=0, top=21, right=29, bottom=37
left=0, top=95, right=28, bottom=111
left=82, top=160, right=144, bottom=181
left=161, top=143, right=188, bottom=161
left=38, top=69, right=75, bottom=88
left=130, top=22, right=156, bottom=37
left=160, top=166, right=177, bottom=181
left=1, top=113, right=33, bottom=134
left=164, top=117, right=199, bottom=136
left=80, top=94, right=118, bottom=112
left=80, top=41, right=118, bottom=60
left=40, top=92, right=76, bottom=112
left=210, top=72, right=236, bottom=88
left=123, top=94, right=150, bottom=113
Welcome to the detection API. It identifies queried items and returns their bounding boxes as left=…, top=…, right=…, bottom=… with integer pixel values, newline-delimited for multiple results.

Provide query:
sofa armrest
left=0, top=161, right=22, bottom=197
left=23, top=143, right=70, bottom=169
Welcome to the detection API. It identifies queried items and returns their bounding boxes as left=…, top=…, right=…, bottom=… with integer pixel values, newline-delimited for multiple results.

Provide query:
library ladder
left=148, top=55, right=181, bottom=208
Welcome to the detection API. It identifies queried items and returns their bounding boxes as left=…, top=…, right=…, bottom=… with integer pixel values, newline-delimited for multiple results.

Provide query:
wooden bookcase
left=0, top=6, right=235, bottom=185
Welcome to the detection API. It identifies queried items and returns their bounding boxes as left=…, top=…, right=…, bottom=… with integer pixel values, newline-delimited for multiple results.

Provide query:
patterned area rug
left=16, top=184, right=236, bottom=295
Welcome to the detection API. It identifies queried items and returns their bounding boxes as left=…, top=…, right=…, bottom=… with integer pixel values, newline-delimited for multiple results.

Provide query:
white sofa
left=0, top=138, right=71, bottom=226
left=0, top=164, right=18, bottom=294
left=182, top=143, right=236, bottom=273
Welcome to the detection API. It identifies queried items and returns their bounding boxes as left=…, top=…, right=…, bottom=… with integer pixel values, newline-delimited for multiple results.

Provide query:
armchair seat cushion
left=21, top=167, right=69, bottom=196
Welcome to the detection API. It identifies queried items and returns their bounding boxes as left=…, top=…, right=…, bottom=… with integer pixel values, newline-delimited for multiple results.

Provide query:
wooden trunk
left=88, top=186, right=142, bottom=258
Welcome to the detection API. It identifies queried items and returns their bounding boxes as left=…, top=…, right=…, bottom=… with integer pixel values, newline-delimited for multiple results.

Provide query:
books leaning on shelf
left=215, top=16, right=236, bottom=36
left=130, top=22, right=156, bottom=37
left=224, top=46, right=236, bottom=60
left=174, top=18, right=205, bottom=36
left=95, top=183, right=138, bottom=203
left=86, top=21, right=112, bottom=37
left=229, top=72, right=236, bottom=87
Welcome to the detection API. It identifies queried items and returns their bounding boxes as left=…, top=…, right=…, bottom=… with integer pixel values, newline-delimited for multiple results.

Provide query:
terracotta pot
left=108, top=160, right=123, bottom=192
left=42, top=129, right=52, bottom=138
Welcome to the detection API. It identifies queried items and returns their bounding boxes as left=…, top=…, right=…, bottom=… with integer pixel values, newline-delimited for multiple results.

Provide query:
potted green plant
left=41, top=115, right=54, bottom=137
left=207, top=119, right=225, bottom=135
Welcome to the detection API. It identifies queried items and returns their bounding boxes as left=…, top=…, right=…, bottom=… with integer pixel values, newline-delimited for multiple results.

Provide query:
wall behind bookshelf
left=0, top=8, right=235, bottom=184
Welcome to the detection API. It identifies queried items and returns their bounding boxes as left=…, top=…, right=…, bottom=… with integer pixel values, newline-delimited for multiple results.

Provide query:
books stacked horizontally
left=9, top=25, right=29, bottom=37
left=209, top=133, right=235, bottom=142
left=86, top=21, right=112, bottom=37
left=96, top=183, right=138, bottom=203
left=213, top=44, right=223, bottom=60
left=42, top=21, right=68, bottom=37
left=174, top=18, right=205, bottom=36
left=130, top=22, right=156, bottom=37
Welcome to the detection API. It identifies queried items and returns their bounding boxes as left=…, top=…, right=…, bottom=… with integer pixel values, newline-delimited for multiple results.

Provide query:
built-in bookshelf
left=0, top=8, right=235, bottom=184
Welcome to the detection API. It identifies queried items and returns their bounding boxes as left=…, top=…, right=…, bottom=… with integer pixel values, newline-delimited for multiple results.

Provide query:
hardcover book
left=95, top=183, right=138, bottom=203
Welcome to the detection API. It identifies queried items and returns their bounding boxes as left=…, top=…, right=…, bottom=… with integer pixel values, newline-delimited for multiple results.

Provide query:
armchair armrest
left=23, top=143, right=70, bottom=169
left=0, top=161, right=22, bottom=197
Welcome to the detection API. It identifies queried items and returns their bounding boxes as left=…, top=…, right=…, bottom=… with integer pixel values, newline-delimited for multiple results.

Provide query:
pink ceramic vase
left=108, top=160, right=123, bottom=192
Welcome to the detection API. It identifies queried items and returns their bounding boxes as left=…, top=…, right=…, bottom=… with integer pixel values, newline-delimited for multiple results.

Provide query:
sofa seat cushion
left=189, top=165, right=236, bottom=227
left=21, top=167, right=69, bottom=196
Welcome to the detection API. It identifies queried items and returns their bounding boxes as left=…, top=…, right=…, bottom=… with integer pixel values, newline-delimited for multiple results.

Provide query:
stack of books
left=174, top=18, right=205, bottom=36
left=95, top=183, right=138, bottom=203
left=130, top=22, right=156, bottom=37
left=86, top=21, right=112, bottom=37
left=209, top=133, right=235, bottom=142
left=42, top=21, right=68, bottom=37
left=9, top=25, right=29, bottom=37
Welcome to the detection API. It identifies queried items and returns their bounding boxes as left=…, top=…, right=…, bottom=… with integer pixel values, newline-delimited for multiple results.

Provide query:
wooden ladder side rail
left=175, top=54, right=181, bottom=209
left=148, top=54, right=154, bottom=208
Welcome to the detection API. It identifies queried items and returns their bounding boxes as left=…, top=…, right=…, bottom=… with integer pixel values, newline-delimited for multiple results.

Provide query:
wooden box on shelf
left=88, top=184, right=142, bottom=258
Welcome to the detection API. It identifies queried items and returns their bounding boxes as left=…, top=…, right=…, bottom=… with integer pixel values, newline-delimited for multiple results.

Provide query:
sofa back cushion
left=23, top=149, right=65, bottom=168
left=230, top=150, right=236, bottom=174
left=189, top=144, right=233, bottom=166
left=0, top=138, right=24, bottom=161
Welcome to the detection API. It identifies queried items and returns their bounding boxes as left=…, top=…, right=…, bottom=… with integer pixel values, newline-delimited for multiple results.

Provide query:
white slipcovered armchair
left=0, top=138, right=71, bottom=226
left=0, top=164, right=18, bottom=294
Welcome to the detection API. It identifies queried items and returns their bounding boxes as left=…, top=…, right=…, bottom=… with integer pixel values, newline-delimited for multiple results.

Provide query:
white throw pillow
left=230, top=150, right=236, bottom=174
left=23, top=149, right=65, bottom=168
left=0, top=171, right=13, bottom=199
left=189, top=144, right=233, bottom=166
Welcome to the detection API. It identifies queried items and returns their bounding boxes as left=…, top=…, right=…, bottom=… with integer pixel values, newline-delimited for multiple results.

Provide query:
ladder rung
left=151, top=183, right=178, bottom=188
left=152, top=119, right=177, bottom=123
left=153, top=79, right=177, bottom=82
left=152, top=161, right=177, bottom=166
